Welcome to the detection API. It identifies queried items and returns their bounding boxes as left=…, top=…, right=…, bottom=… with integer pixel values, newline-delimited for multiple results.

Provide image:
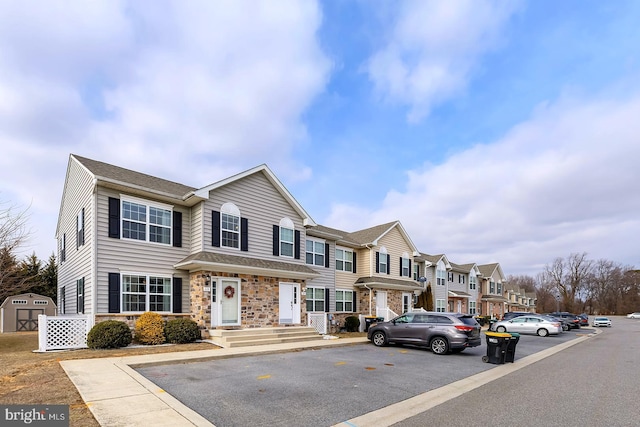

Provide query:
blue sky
left=1, top=0, right=639, bottom=276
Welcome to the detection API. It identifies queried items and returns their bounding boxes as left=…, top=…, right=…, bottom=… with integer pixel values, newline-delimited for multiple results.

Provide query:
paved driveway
left=136, top=330, right=586, bottom=426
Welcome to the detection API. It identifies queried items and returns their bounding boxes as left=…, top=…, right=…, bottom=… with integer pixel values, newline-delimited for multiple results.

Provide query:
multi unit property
left=56, top=154, right=535, bottom=335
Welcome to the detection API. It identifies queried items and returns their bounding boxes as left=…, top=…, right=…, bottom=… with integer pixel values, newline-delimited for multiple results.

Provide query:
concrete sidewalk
left=61, top=331, right=598, bottom=427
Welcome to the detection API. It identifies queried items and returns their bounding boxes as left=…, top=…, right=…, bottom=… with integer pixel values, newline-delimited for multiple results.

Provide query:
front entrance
left=279, top=283, right=300, bottom=324
left=211, top=278, right=241, bottom=327
left=376, top=291, right=387, bottom=318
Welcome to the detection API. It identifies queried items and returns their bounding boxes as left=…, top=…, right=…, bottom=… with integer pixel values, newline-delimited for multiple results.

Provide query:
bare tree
left=0, top=201, right=34, bottom=303
left=544, top=253, right=593, bottom=313
left=0, top=247, right=34, bottom=303
left=0, top=201, right=31, bottom=251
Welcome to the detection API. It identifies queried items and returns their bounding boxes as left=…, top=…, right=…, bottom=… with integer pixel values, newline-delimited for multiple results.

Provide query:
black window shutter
left=172, top=278, right=182, bottom=313
left=324, top=243, right=330, bottom=268
left=272, top=225, right=279, bottom=256
left=241, top=218, right=248, bottom=251
left=387, top=254, right=391, bottom=275
left=325, top=288, right=330, bottom=313
left=399, top=257, right=402, bottom=277
left=80, top=208, right=85, bottom=246
left=294, top=230, right=301, bottom=259
left=108, top=197, right=120, bottom=238
left=352, top=252, right=357, bottom=273
left=76, top=215, right=79, bottom=250
left=352, top=291, right=357, bottom=312
left=173, top=211, right=182, bottom=247
left=408, top=260, right=412, bottom=277
left=375, top=252, right=380, bottom=273
left=212, top=211, right=220, bottom=247
left=108, top=273, right=120, bottom=313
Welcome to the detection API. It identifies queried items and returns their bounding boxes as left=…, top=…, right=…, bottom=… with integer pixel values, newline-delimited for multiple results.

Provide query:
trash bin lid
left=485, top=332, right=512, bottom=338
left=509, top=332, right=520, bottom=337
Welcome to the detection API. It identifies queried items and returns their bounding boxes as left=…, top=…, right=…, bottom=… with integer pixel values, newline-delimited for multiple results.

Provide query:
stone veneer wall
left=190, top=270, right=307, bottom=330
left=357, top=288, right=406, bottom=317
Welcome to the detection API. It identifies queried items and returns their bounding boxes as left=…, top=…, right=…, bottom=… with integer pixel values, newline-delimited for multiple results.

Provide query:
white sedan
left=627, top=312, right=640, bottom=319
left=492, top=315, right=562, bottom=337
left=593, top=317, right=612, bottom=327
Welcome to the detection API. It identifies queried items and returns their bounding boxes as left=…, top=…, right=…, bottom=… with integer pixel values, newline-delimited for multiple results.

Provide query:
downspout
left=365, top=243, right=374, bottom=316
left=90, top=178, right=98, bottom=329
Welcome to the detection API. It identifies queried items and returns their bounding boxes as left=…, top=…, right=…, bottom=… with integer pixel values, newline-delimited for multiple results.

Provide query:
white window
left=497, top=282, right=502, bottom=294
left=122, top=274, right=171, bottom=312
left=77, top=208, right=85, bottom=247
left=335, top=290, right=353, bottom=312
left=448, top=272, right=454, bottom=282
left=436, top=299, right=446, bottom=313
left=77, top=278, right=85, bottom=314
left=34, top=300, right=48, bottom=305
left=490, top=281, right=496, bottom=293
left=459, top=275, right=465, bottom=284
left=336, top=248, right=353, bottom=272
left=379, top=247, right=388, bottom=274
left=221, top=213, right=240, bottom=248
left=306, top=239, right=325, bottom=266
left=11, top=300, right=27, bottom=305
left=413, top=264, right=420, bottom=280
left=401, top=257, right=410, bottom=277
left=122, top=198, right=172, bottom=245
left=437, top=268, right=446, bottom=286
left=305, top=287, right=325, bottom=312
left=469, top=301, right=476, bottom=315
left=279, top=218, right=294, bottom=257
left=469, top=275, right=477, bottom=290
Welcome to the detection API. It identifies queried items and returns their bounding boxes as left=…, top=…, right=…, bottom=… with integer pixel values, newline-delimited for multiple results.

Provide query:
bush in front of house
left=134, top=311, right=166, bottom=345
left=164, top=318, right=201, bottom=344
left=344, top=315, right=360, bottom=332
left=87, top=320, right=132, bottom=349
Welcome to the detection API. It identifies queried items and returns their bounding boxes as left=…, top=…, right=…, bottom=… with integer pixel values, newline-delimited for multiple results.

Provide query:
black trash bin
left=504, top=332, right=520, bottom=363
left=482, top=332, right=511, bottom=364
left=364, top=316, right=377, bottom=332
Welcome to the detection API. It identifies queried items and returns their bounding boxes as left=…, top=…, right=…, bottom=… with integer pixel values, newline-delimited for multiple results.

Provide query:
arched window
left=221, top=203, right=241, bottom=249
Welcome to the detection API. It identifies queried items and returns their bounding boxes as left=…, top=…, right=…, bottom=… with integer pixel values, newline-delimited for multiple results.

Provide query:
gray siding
left=94, top=187, right=191, bottom=313
left=57, top=158, right=94, bottom=314
left=305, top=238, right=336, bottom=311
left=205, top=172, right=308, bottom=265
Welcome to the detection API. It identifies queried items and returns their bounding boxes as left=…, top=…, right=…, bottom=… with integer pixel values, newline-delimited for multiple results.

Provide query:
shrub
left=134, top=312, right=166, bottom=345
left=87, top=320, right=132, bottom=349
left=344, top=316, right=360, bottom=332
left=164, top=318, right=201, bottom=344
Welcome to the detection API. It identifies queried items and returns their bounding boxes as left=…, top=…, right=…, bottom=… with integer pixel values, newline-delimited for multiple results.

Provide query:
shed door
left=16, top=309, right=43, bottom=331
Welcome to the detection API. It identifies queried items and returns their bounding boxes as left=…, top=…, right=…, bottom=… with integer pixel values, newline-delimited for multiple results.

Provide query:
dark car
left=577, top=314, right=589, bottom=327
left=367, top=311, right=481, bottom=355
left=549, top=312, right=581, bottom=329
left=503, top=312, right=531, bottom=321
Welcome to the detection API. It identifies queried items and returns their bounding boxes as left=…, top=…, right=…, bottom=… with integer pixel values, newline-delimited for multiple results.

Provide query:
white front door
left=402, top=293, right=412, bottom=314
left=211, top=279, right=241, bottom=327
left=279, top=283, right=300, bottom=324
left=376, top=291, right=387, bottom=318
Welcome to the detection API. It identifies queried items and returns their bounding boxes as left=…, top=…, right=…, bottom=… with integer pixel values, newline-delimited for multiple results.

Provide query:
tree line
left=509, top=252, right=640, bottom=315
left=0, top=201, right=57, bottom=304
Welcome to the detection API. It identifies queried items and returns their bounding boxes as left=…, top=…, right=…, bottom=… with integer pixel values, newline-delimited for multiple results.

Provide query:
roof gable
left=194, top=164, right=316, bottom=226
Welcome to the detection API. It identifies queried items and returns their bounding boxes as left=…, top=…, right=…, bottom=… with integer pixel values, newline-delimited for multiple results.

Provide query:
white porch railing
left=307, top=313, right=327, bottom=334
left=37, top=315, right=91, bottom=352
left=376, top=307, right=399, bottom=321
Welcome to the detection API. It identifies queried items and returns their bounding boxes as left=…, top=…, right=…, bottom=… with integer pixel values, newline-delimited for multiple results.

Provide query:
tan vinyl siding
left=190, top=201, right=204, bottom=253
left=375, top=227, right=415, bottom=282
left=57, top=158, right=94, bottom=314
left=94, top=187, right=191, bottom=313
left=204, top=172, right=308, bottom=265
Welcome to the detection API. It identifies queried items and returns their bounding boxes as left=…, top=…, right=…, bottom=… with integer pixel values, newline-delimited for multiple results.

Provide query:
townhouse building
left=56, top=154, right=517, bottom=335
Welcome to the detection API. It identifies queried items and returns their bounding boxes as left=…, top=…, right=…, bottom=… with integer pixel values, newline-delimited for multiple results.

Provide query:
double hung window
left=221, top=212, right=240, bottom=248
left=335, top=290, right=353, bottom=312
left=306, top=239, right=325, bottom=266
left=122, top=199, right=172, bottom=245
left=122, top=274, right=171, bottom=312
left=336, top=248, right=353, bottom=272
left=305, top=287, right=325, bottom=312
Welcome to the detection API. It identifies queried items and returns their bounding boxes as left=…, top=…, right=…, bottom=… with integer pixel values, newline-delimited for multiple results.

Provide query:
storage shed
left=0, top=293, right=57, bottom=333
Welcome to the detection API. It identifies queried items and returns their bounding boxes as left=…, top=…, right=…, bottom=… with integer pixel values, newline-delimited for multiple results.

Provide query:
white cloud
left=366, top=0, right=520, bottom=122
left=330, top=91, right=640, bottom=274
left=0, top=0, right=330, bottom=257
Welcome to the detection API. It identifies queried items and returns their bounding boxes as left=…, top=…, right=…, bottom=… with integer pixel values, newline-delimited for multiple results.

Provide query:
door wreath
left=224, top=285, right=235, bottom=299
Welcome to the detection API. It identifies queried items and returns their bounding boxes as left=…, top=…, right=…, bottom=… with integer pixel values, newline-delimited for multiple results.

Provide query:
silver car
left=367, top=311, right=481, bottom=355
left=492, top=315, right=562, bottom=337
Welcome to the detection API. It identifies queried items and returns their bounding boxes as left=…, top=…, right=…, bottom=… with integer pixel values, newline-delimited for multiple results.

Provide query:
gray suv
left=367, top=311, right=481, bottom=355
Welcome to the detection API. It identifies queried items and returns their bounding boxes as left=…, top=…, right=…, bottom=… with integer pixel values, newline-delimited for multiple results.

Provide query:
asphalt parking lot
left=136, top=329, right=587, bottom=427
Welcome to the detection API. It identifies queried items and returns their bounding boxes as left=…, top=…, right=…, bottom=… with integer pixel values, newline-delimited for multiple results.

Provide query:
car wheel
left=430, top=337, right=449, bottom=355
left=371, top=331, right=387, bottom=347
left=496, top=326, right=507, bottom=333
left=537, top=328, right=549, bottom=337
left=562, top=324, right=569, bottom=331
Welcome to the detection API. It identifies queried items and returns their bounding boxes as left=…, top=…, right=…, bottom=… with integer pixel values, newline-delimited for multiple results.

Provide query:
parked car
left=545, top=314, right=571, bottom=331
left=577, top=314, right=589, bottom=327
left=549, top=312, right=581, bottom=329
left=367, top=311, right=481, bottom=355
left=491, top=315, right=562, bottom=337
left=627, top=312, right=640, bottom=319
left=502, top=312, right=530, bottom=321
left=592, top=317, right=612, bottom=327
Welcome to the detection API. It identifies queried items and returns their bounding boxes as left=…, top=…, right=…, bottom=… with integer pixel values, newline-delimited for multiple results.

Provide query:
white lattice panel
left=43, top=316, right=88, bottom=350
left=308, top=313, right=327, bottom=334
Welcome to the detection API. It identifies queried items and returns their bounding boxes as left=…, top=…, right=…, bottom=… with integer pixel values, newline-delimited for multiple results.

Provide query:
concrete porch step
left=208, top=326, right=323, bottom=348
